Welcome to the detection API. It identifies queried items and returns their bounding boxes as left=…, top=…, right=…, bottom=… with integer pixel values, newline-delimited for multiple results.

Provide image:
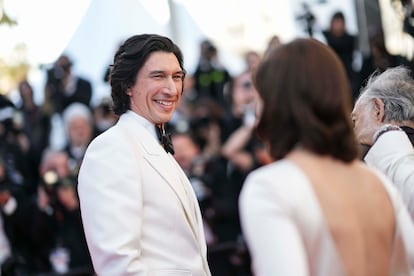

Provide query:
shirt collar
left=125, top=110, right=158, bottom=141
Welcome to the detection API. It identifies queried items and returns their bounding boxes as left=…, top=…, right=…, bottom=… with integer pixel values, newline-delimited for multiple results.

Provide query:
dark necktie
left=155, top=125, right=175, bottom=155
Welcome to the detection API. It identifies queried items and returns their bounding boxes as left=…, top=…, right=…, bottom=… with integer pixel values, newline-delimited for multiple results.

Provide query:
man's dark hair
left=254, top=38, right=358, bottom=162
left=331, top=11, right=345, bottom=22
left=110, top=34, right=186, bottom=115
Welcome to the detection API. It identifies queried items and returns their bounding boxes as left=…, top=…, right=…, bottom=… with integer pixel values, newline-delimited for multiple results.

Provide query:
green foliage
left=0, top=1, right=17, bottom=27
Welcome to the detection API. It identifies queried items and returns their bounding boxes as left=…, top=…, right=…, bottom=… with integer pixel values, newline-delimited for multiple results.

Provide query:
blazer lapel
left=118, top=113, right=202, bottom=243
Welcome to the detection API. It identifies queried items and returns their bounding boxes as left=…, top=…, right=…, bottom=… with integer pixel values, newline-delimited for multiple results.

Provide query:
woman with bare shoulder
left=239, top=38, right=414, bottom=276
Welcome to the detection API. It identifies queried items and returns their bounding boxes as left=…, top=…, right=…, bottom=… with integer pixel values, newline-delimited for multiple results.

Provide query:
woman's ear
left=373, top=98, right=385, bottom=122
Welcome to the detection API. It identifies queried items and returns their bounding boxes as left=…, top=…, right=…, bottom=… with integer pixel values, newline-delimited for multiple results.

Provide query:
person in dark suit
left=78, top=34, right=211, bottom=275
left=0, top=94, right=37, bottom=274
left=192, top=39, right=230, bottom=108
left=31, top=150, right=93, bottom=275
left=44, top=54, right=93, bottom=115
left=322, top=11, right=358, bottom=100
left=61, top=103, right=94, bottom=172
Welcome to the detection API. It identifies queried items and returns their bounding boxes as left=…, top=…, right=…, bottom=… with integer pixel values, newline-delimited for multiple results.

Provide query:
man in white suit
left=78, top=34, right=211, bottom=275
left=352, top=66, right=414, bottom=221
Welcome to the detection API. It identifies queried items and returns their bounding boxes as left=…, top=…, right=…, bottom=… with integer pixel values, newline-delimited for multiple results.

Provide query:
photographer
left=0, top=94, right=41, bottom=274
left=322, top=11, right=358, bottom=100
left=43, top=54, right=93, bottom=116
left=192, top=39, right=230, bottom=108
left=0, top=95, right=35, bottom=193
left=31, top=150, right=93, bottom=275
left=0, top=158, right=36, bottom=275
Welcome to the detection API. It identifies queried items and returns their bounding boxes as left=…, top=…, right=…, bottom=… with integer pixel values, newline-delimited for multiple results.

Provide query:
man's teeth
left=156, top=100, right=172, bottom=106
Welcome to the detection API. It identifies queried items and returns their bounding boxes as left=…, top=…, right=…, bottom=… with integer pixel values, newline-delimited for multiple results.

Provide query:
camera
left=46, top=65, right=65, bottom=89
left=46, top=55, right=72, bottom=87
left=41, top=170, right=74, bottom=207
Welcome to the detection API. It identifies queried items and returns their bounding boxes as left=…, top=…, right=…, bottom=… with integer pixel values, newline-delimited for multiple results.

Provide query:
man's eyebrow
left=149, top=70, right=165, bottom=75
left=149, top=70, right=185, bottom=75
left=173, top=70, right=185, bottom=75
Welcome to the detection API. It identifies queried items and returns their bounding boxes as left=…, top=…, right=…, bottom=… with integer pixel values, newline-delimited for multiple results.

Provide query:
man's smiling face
left=128, top=51, right=185, bottom=125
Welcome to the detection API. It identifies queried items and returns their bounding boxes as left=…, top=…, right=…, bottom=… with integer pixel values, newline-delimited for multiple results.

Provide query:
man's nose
left=162, top=77, right=178, bottom=94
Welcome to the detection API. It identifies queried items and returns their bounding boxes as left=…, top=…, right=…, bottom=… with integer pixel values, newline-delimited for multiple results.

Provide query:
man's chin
left=155, top=116, right=173, bottom=125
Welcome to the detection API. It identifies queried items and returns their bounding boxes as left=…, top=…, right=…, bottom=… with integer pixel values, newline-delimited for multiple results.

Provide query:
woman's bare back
left=288, top=149, right=395, bottom=276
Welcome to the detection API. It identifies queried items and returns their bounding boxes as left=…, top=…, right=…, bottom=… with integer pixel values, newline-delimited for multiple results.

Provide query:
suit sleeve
left=78, top=133, right=147, bottom=275
left=364, top=131, right=414, bottom=221
left=239, top=172, right=309, bottom=276
left=372, top=169, right=414, bottom=274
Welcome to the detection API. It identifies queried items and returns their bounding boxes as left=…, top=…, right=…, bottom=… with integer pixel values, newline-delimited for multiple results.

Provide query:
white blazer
left=78, top=111, right=211, bottom=276
left=365, top=130, right=414, bottom=221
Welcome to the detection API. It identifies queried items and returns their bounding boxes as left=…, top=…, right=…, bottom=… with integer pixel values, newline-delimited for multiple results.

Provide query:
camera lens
left=43, top=171, right=58, bottom=186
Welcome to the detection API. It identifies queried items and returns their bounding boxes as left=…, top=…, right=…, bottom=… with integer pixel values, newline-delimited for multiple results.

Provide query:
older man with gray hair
left=352, top=66, right=414, bottom=220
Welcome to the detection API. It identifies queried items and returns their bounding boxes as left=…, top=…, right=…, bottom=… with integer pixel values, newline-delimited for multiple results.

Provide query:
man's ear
left=126, top=87, right=132, bottom=96
left=373, top=98, right=385, bottom=122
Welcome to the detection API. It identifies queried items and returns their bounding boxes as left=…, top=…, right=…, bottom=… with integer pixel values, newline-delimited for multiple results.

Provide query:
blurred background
left=1, top=1, right=414, bottom=275
left=1, top=0, right=412, bottom=105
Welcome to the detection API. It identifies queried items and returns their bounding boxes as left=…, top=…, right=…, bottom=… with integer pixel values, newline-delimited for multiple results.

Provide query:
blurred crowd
left=1, top=10, right=414, bottom=276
